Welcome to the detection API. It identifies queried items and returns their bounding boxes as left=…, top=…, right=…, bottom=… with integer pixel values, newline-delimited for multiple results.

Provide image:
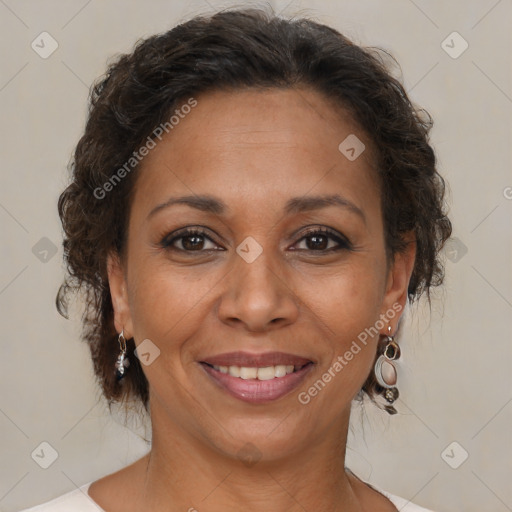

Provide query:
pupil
left=307, top=234, right=327, bottom=250
left=183, top=235, right=204, bottom=250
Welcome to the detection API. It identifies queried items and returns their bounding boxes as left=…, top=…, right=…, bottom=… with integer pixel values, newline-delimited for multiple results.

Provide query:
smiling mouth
left=201, top=362, right=313, bottom=380
left=199, top=360, right=314, bottom=404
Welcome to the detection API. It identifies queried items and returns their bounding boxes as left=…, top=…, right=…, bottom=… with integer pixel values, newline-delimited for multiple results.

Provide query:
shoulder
left=372, top=485, right=436, bottom=511
left=385, top=492, right=436, bottom=511
left=350, top=470, right=437, bottom=512
left=17, top=483, right=103, bottom=512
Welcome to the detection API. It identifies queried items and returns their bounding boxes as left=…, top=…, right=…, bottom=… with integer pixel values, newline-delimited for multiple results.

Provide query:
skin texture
left=89, top=87, right=416, bottom=512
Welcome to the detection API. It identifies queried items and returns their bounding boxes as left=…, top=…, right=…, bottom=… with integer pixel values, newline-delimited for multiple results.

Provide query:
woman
left=21, top=7, right=451, bottom=512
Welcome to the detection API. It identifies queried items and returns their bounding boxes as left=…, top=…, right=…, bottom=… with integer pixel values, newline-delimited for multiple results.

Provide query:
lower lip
left=200, top=363, right=313, bottom=404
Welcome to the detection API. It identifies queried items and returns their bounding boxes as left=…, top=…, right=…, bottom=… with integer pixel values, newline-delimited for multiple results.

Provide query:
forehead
left=161, top=87, right=373, bottom=155
left=130, top=87, right=379, bottom=222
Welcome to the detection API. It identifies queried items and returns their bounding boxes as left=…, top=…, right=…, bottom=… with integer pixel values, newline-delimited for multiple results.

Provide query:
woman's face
left=108, top=87, right=414, bottom=461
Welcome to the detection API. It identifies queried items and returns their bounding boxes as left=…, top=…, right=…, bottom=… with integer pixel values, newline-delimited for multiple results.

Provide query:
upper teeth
left=212, top=364, right=296, bottom=380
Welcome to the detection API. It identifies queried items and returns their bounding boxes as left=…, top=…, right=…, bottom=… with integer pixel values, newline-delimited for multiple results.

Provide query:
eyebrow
left=146, top=193, right=366, bottom=224
left=284, top=194, right=366, bottom=223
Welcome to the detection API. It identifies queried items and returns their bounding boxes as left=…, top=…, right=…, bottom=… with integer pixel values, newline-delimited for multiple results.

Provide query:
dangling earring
left=115, top=329, right=130, bottom=381
left=373, top=325, right=401, bottom=414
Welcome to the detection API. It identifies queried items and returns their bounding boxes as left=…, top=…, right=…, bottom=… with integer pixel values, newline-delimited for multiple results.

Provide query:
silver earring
left=374, top=325, right=400, bottom=414
left=115, top=330, right=130, bottom=381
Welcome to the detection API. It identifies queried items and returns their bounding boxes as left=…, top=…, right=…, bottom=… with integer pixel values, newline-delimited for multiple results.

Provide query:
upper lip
left=200, top=351, right=313, bottom=368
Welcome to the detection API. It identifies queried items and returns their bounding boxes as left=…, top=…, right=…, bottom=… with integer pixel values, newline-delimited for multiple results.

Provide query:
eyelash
left=160, top=226, right=352, bottom=254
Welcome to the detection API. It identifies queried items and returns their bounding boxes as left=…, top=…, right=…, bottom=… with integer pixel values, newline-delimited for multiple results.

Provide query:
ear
left=380, top=235, right=416, bottom=330
left=107, top=251, right=134, bottom=338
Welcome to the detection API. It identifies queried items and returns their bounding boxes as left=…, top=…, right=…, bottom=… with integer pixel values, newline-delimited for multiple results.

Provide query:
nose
left=217, top=250, right=300, bottom=332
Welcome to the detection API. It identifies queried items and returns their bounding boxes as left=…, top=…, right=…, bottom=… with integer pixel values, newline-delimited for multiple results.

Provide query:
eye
left=292, top=227, right=352, bottom=252
left=161, top=228, right=222, bottom=252
left=159, top=226, right=352, bottom=254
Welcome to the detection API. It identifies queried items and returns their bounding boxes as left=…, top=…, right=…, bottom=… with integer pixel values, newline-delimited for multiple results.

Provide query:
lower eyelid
left=292, top=240, right=348, bottom=251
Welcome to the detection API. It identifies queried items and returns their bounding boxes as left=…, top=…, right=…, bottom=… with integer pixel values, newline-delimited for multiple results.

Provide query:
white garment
left=18, top=481, right=435, bottom=511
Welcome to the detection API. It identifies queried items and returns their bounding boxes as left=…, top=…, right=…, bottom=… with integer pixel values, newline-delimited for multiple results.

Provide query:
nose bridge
left=218, top=241, right=298, bottom=330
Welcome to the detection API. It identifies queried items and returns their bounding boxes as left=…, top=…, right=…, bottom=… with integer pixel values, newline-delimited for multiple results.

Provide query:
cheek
left=298, top=260, right=386, bottom=391
left=125, top=262, right=219, bottom=414
left=297, top=294, right=381, bottom=412
left=127, top=258, right=217, bottom=356
left=301, top=255, right=386, bottom=332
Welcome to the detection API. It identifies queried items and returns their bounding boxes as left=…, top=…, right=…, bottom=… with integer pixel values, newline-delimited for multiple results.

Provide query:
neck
left=132, top=397, right=363, bottom=512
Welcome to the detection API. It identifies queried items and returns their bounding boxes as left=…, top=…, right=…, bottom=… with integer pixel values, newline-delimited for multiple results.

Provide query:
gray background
left=1, top=1, right=511, bottom=511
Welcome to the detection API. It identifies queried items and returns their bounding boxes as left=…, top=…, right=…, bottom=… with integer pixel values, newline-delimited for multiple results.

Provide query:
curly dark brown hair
left=56, top=7, right=452, bottom=417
